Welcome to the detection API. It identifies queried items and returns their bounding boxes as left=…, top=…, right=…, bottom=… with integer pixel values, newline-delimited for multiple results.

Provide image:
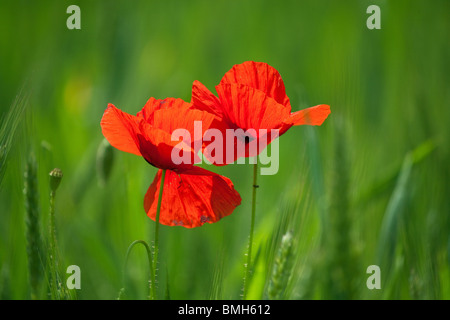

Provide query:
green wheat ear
left=24, top=153, right=44, bottom=300
left=268, top=231, right=295, bottom=300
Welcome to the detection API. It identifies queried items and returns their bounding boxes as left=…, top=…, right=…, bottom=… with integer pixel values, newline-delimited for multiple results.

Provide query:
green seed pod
left=49, top=168, right=63, bottom=193
left=96, top=138, right=114, bottom=187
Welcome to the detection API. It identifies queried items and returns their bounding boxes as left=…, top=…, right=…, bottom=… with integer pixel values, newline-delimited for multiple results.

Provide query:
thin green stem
left=47, top=168, right=67, bottom=299
left=120, top=240, right=153, bottom=300
left=49, top=190, right=60, bottom=299
left=243, top=161, right=258, bottom=299
left=151, top=169, right=166, bottom=300
left=49, top=191, right=57, bottom=256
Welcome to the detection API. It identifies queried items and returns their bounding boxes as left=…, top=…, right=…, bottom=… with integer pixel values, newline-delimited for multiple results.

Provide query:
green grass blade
left=376, top=153, right=413, bottom=284
left=0, top=90, right=28, bottom=186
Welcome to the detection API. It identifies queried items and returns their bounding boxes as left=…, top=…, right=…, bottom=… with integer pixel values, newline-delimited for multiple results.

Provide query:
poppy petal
left=144, top=167, right=241, bottom=228
left=153, top=104, right=217, bottom=154
left=136, top=122, right=198, bottom=170
left=285, top=104, right=331, bottom=126
left=220, top=61, right=291, bottom=109
left=136, top=97, right=158, bottom=124
left=215, top=83, right=290, bottom=132
left=137, top=97, right=190, bottom=125
left=100, top=104, right=142, bottom=156
left=191, top=80, right=224, bottom=118
left=203, top=83, right=289, bottom=164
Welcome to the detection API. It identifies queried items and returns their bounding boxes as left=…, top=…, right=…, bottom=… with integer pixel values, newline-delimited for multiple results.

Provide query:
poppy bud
left=96, top=138, right=114, bottom=187
left=49, top=168, right=63, bottom=193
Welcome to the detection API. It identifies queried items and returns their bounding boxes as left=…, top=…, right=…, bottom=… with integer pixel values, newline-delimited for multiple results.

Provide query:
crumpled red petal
left=100, top=104, right=142, bottom=156
left=153, top=104, right=217, bottom=154
left=193, top=83, right=288, bottom=165
left=137, top=97, right=192, bottom=125
left=219, top=61, right=291, bottom=110
left=215, top=83, right=290, bottom=132
left=101, top=103, right=199, bottom=170
left=144, top=167, right=242, bottom=228
left=284, top=104, right=331, bottom=126
left=191, top=80, right=224, bottom=119
left=136, top=121, right=198, bottom=170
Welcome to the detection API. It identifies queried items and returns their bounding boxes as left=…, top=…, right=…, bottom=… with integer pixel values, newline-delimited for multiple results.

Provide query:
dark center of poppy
left=236, top=131, right=256, bottom=145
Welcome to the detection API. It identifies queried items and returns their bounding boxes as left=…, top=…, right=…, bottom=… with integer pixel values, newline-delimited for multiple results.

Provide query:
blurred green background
left=0, top=0, right=449, bottom=300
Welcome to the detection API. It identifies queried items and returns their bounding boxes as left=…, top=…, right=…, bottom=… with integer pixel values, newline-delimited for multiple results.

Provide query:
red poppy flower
left=190, top=61, right=331, bottom=164
left=100, top=97, right=242, bottom=228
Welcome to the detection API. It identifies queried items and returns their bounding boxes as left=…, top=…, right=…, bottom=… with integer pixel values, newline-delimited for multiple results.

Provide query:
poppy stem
left=48, top=190, right=60, bottom=298
left=119, top=240, right=153, bottom=300
left=243, top=161, right=258, bottom=299
left=48, top=168, right=64, bottom=299
left=151, top=169, right=166, bottom=300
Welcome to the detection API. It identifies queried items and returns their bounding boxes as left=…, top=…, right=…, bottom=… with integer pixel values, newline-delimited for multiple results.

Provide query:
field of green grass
left=0, top=0, right=448, bottom=300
